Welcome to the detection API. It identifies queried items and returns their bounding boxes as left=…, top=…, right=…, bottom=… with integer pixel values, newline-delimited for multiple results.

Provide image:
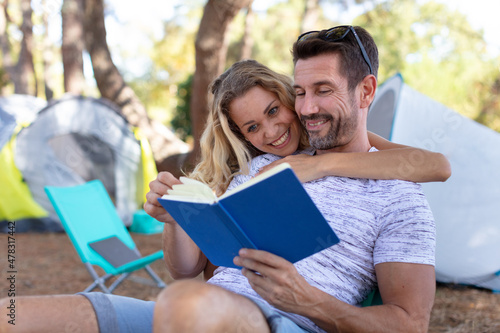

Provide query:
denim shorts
left=78, top=292, right=155, bottom=333
left=79, top=292, right=315, bottom=333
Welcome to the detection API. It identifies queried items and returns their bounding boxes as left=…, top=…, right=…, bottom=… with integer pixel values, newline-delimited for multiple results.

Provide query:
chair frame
left=45, top=180, right=166, bottom=294
left=83, top=261, right=164, bottom=294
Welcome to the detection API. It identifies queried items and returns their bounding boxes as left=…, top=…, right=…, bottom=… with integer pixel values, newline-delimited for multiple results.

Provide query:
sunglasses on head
left=297, top=25, right=373, bottom=75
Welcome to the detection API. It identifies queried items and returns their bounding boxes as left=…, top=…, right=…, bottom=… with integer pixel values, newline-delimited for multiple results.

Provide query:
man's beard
left=301, top=102, right=359, bottom=150
left=301, top=114, right=339, bottom=150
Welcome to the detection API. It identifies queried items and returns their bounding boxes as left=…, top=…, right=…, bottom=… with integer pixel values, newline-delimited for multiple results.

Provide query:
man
left=149, top=26, right=436, bottom=333
left=0, top=26, right=435, bottom=333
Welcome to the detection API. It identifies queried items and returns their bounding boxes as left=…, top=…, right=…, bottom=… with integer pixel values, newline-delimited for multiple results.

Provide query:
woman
left=188, top=59, right=450, bottom=196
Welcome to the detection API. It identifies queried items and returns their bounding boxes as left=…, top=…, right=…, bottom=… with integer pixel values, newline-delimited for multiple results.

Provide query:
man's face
left=293, top=53, right=360, bottom=152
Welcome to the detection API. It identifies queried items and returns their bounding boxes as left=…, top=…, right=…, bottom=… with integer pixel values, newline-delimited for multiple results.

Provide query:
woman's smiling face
left=229, top=85, right=302, bottom=157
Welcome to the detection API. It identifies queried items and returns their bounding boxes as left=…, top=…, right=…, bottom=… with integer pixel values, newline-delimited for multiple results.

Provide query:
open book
left=157, top=163, right=339, bottom=268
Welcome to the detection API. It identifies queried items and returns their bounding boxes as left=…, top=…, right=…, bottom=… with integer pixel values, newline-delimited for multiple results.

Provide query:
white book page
left=218, top=163, right=291, bottom=200
left=160, top=194, right=215, bottom=204
left=162, top=177, right=217, bottom=203
left=161, top=163, right=291, bottom=203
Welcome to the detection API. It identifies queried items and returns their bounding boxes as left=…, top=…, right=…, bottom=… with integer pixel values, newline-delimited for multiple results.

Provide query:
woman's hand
left=144, top=171, right=182, bottom=224
left=257, top=154, right=325, bottom=183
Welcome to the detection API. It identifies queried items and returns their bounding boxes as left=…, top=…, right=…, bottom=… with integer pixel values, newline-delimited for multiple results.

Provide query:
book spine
left=214, top=204, right=257, bottom=250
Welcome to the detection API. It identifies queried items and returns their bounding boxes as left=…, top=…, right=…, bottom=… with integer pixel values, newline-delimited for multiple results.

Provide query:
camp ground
left=0, top=95, right=157, bottom=232
left=367, top=74, right=500, bottom=292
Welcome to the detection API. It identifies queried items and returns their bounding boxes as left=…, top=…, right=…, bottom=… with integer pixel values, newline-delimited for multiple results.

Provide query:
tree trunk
left=61, top=0, right=85, bottom=95
left=13, top=0, right=37, bottom=95
left=187, top=0, right=253, bottom=169
left=301, top=0, right=320, bottom=33
left=83, top=0, right=188, bottom=172
left=239, top=5, right=255, bottom=60
left=0, top=0, right=15, bottom=95
left=475, top=77, right=500, bottom=131
left=41, top=0, right=55, bottom=100
left=0, top=0, right=12, bottom=68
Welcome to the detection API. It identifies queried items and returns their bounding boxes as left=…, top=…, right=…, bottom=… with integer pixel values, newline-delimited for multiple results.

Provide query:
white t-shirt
left=208, top=149, right=436, bottom=332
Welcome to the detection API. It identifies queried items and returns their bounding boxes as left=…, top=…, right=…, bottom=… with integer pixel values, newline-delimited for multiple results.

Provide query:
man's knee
left=153, top=280, right=219, bottom=332
left=153, top=280, right=269, bottom=333
left=155, top=280, right=220, bottom=316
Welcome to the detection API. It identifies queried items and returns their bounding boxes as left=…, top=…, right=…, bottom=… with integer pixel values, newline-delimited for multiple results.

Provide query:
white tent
left=0, top=94, right=47, bottom=124
left=368, top=74, right=500, bottom=292
left=11, top=95, right=143, bottom=228
left=0, top=107, right=16, bottom=150
left=0, top=95, right=47, bottom=149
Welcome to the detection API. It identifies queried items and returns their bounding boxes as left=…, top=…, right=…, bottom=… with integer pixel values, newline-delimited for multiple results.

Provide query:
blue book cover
left=158, top=163, right=339, bottom=268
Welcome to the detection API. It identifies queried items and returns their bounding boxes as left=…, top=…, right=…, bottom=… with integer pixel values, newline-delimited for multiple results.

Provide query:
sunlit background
left=21, top=0, right=500, bottom=139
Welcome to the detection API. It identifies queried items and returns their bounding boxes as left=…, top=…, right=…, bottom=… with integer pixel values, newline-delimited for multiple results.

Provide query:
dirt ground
left=1, top=232, right=499, bottom=332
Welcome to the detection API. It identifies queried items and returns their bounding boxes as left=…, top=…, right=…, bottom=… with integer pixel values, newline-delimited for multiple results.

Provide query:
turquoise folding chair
left=45, top=180, right=166, bottom=294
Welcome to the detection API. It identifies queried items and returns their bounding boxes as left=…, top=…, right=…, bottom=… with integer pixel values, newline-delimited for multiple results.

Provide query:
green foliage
left=225, top=0, right=331, bottom=75
left=474, top=59, right=500, bottom=132
left=355, top=0, right=499, bottom=129
left=170, top=74, right=193, bottom=141
left=247, top=0, right=303, bottom=75
left=0, top=67, right=9, bottom=90
left=127, top=5, right=200, bottom=126
left=225, top=8, right=249, bottom=65
left=124, top=0, right=499, bottom=134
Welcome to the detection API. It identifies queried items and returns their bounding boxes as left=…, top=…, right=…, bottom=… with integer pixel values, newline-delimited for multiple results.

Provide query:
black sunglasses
left=297, top=25, right=373, bottom=75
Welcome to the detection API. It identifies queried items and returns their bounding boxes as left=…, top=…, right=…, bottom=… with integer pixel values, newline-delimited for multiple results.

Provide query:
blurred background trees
left=0, top=0, right=498, bottom=173
left=356, top=0, right=499, bottom=127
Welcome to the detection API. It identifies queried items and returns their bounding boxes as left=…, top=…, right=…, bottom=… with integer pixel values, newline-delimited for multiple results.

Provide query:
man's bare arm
left=236, top=250, right=435, bottom=333
left=303, top=262, right=435, bottom=333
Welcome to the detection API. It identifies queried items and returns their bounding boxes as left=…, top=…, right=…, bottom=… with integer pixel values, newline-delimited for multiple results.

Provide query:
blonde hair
left=189, top=60, right=309, bottom=195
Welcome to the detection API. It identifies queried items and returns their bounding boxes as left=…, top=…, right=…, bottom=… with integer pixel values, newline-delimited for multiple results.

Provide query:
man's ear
left=359, top=75, right=377, bottom=109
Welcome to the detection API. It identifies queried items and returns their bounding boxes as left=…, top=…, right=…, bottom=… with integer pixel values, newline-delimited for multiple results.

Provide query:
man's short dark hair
left=292, top=26, right=379, bottom=91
